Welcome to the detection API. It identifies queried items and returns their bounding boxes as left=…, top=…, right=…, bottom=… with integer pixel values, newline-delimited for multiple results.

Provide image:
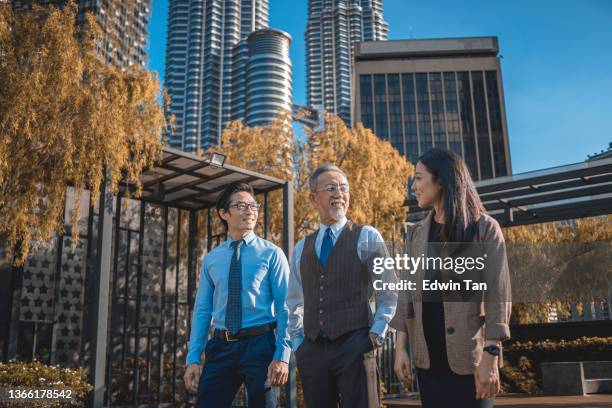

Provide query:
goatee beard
left=329, top=207, right=346, bottom=222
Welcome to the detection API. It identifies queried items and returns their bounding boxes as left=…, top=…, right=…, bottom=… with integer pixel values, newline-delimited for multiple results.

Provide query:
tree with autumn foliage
left=0, top=2, right=169, bottom=265
left=502, top=215, right=611, bottom=323
left=213, top=113, right=413, bottom=243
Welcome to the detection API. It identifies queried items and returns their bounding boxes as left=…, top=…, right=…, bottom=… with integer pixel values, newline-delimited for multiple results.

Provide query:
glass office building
left=354, top=37, right=512, bottom=180
left=306, top=0, right=388, bottom=126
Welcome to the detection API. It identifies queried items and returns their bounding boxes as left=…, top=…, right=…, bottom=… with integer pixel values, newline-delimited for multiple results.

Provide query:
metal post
left=157, top=206, right=169, bottom=404
left=282, top=181, right=295, bottom=408
left=172, top=210, right=181, bottom=402
left=187, top=210, right=198, bottom=335
left=106, top=195, right=122, bottom=406
left=263, top=191, right=269, bottom=240
left=121, top=230, right=131, bottom=367
left=80, top=200, right=95, bottom=369
left=206, top=208, right=212, bottom=252
left=282, top=182, right=294, bottom=258
left=3, top=243, right=24, bottom=362
left=88, top=170, right=115, bottom=408
left=133, top=203, right=146, bottom=405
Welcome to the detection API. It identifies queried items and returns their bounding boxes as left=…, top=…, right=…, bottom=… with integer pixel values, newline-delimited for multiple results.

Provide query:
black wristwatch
left=483, top=345, right=501, bottom=356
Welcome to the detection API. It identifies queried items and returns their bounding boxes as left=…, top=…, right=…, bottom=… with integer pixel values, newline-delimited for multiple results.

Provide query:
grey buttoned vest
left=300, top=221, right=372, bottom=340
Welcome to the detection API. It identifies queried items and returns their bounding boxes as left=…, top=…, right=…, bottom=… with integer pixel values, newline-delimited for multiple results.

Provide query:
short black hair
left=215, top=182, right=256, bottom=230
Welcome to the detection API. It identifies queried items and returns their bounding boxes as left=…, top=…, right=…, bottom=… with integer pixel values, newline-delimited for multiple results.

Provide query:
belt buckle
left=224, top=331, right=238, bottom=342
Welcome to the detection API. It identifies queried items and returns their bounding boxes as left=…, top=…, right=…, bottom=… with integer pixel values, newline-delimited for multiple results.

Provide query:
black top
left=422, top=219, right=452, bottom=373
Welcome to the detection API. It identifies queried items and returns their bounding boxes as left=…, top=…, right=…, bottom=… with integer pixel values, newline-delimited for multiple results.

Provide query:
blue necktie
left=226, top=239, right=244, bottom=334
left=319, top=227, right=333, bottom=266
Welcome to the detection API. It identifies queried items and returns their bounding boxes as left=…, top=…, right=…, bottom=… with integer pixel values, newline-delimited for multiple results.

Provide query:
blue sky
left=147, top=0, right=612, bottom=174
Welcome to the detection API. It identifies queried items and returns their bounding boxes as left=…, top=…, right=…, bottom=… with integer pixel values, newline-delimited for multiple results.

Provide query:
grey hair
left=308, top=164, right=349, bottom=191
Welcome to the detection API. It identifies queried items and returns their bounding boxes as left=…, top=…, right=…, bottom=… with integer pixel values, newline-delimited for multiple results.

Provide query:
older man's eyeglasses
left=229, top=201, right=261, bottom=212
left=317, top=183, right=349, bottom=194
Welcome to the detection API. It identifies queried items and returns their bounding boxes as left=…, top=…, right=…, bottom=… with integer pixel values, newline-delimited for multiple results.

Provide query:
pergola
left=3, top=147, right=295, bottom=408
left=406, top=157, right=612, bottom=226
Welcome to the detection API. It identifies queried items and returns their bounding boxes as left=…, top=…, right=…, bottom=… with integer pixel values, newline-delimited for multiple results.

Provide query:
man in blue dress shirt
left=184, top=182, right=291, bottom=407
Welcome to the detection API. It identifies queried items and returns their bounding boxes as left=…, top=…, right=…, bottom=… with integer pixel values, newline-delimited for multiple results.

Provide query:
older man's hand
left=267, top=360, right=289, bottom=386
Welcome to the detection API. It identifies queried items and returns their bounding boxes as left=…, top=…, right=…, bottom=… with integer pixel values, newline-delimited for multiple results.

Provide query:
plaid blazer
left=390, top=210, right=512, bottom=375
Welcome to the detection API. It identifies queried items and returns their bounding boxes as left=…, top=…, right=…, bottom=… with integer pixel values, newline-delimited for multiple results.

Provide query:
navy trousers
left=196, top=330, right=278, bottom=408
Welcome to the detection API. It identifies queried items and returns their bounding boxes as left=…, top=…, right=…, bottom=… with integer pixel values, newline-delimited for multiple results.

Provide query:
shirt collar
left=226, top=230, right=256, bottom=247
left=318, top=216, right=347, bottom=239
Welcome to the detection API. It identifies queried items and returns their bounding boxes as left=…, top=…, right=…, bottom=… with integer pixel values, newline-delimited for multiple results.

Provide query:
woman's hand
left=475, top=353, right=501, bottom=399
left=394, top=348, right=412, bottom=384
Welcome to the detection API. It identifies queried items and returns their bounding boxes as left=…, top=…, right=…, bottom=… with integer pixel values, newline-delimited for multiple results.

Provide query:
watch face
left=376, top=336, right=385, bottom=347
left=484, top=345, right=500, bottom=355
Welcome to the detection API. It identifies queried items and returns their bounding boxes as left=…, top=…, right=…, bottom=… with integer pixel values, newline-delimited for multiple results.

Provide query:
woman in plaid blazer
left=391, top=148, right=511, bottom=408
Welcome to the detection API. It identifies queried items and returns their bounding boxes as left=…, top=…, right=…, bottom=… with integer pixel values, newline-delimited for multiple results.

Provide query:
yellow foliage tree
left=502, top=215, right=612, bottom=323
left=0, top=2, right=168, bottom=264
left=214, top=113, right=413, bottom=243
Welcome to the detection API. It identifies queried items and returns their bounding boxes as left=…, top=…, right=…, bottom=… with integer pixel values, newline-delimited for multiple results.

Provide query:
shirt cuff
left=186, top=345, right=204, bottom=366
left=291, top=334, right=304, bottom=353
left=274, top=345, right=291, bottom=364
left=369, top=320, right=388, bottom=338
left=485, top=323, right=511, bottom=341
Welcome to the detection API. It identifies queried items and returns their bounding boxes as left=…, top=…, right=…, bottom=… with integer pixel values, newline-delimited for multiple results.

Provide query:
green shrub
left=0, top=360, right=92, bottom=407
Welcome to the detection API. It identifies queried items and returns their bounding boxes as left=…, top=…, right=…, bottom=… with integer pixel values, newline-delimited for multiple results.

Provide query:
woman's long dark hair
left=418, top=148, right=486, bottom=242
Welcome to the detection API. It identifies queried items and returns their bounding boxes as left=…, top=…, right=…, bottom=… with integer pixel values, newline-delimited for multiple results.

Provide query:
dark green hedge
left=501, top=336, right=612, bottom=394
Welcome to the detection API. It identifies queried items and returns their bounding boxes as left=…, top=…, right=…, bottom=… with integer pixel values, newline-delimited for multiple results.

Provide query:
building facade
left=165, top=0, right=292, bottom=153
left=353, top=37, right=512, bottom=180
left=12, top=0, right=151, bottom=69
left=305, top=0, right=388, bottom=126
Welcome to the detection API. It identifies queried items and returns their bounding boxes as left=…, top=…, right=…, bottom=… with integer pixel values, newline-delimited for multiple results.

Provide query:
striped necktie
left=226, top=239, right=244, bottom=334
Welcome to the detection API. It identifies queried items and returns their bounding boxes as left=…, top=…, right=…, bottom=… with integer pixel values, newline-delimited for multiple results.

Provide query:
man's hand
left=267, top=360, right=289, bottom=387
left=394, top=348, right=412, bottom=384
left=475, top=353, right=501, bottom=400
left=184, top=364, right=201, bottom=394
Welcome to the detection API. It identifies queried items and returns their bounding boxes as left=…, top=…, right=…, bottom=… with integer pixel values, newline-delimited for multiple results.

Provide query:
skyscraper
left=11, top=0, right=151, bottom=69
left=305, top=0, right=388, bottom=125
left=353, top=37, right=512, bottom=180
left=165, top=0, right=292, bottom=153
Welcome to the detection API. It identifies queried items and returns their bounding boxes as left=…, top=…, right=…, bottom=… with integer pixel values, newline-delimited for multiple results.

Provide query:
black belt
left=214, top=322, right=276, bottom=342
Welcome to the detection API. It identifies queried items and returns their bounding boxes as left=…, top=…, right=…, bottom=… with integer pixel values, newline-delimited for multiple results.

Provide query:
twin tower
left=165, top=0, right=388, bottom=153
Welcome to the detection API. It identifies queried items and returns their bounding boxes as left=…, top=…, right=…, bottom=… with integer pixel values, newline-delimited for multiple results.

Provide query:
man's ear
left=309, top=191, right=317, bottom=206
left=218, top=208, right=229, bottom=222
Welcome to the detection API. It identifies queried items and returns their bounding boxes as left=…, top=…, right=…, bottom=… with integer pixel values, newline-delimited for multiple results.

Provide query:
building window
left=457, top=72, right=478, bottom=180
left=373, top=74, right=388, bottom=140
left=472, top=71, right=493, bottom=179
left=359, top=75, right=373, bottom=131
left=415, top=73, right=431, bottom=155
left=486, top=70, right=508, bottom=177
left=443, top=72, right=462, bottom=156
left=387, top=74, right=403, bottom=155
left=402, top=73, right=418, bottom=163
left=429, top=72, right=446, bottom=149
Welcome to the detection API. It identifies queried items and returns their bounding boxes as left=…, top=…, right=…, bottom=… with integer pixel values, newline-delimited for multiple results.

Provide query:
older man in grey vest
left=286, top=164, right=398, bottom=407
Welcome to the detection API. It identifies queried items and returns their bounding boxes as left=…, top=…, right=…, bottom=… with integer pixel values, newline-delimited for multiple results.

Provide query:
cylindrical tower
left=245, top=29, right=293, bottom=127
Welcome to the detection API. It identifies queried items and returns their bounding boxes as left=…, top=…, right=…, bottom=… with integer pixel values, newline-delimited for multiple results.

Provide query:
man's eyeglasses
left=317, top=183, right=349, bottom=194
left=229, top=201, right=261, bottom=212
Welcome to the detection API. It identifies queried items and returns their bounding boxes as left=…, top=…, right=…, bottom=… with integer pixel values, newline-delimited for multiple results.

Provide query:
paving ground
left=382, top=394, right=612, bottom=408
